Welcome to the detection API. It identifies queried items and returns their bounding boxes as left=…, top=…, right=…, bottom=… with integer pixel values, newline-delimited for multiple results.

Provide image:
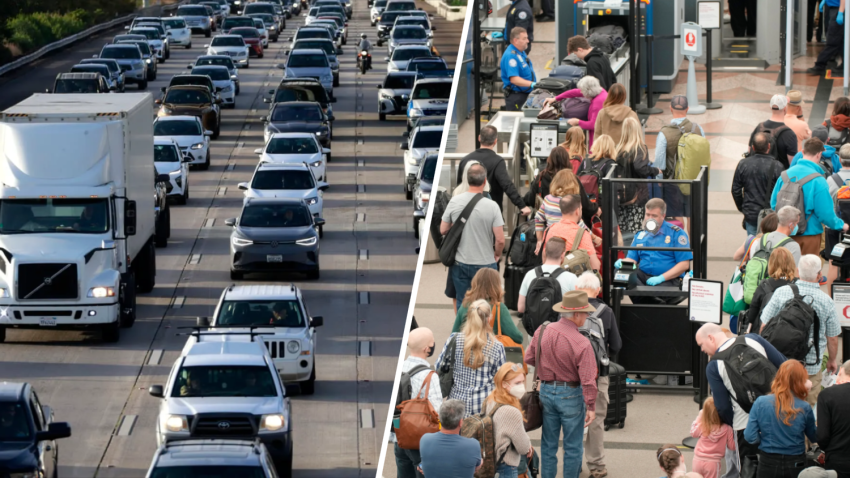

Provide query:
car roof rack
left=176, top=326, right=276, bottom=340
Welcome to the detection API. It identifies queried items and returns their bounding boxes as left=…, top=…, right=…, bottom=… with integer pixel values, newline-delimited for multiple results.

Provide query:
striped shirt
left=435, top=333, right=506, bottom=417
left=390, top=356, right=443, bottom=443
left=535, top=194, right=591, bottom=234
left=524, top=319, right=598, bottom=411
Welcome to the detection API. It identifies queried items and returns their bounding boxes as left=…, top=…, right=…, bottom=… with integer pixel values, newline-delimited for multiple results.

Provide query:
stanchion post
left=628, top=0, right=637, bottom=111
left=785, top=0, right=793, bottom=92
left=702, top=29, right=721, bottom=109
left=845, top=2, right=849, bottom=96
left=474, top=4, right=482, bottom=149
left=637, top=34, right=662, bottom=115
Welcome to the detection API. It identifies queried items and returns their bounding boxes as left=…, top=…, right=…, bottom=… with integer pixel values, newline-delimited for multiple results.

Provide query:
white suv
left=238, top=162, right=328, bottom=220
left=148, top=337, right=293, bottom=475
left=153, top=116, right=212, bottom=170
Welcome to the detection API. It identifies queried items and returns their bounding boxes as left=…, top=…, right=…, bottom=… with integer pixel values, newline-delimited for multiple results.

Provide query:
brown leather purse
left=395, top=371, right=441, bottom=450
left=520, top=321, right=550, bottom=432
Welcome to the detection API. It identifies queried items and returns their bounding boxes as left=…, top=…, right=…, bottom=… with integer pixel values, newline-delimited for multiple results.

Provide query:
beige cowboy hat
left=551, top=290, right=596, bottom=314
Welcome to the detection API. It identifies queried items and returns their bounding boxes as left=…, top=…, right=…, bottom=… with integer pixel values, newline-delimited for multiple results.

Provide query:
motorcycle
left=358, top=50, right=371, bottom=74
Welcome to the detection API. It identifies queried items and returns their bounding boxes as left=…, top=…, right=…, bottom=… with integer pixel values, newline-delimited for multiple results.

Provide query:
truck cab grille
left=264, top=340, right=285, bottom=359
left=17, top=263, right=78, bottom=300
left=192, top=413, right=256, bottom=437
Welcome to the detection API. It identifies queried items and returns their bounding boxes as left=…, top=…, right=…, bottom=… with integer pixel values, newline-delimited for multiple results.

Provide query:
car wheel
left=379, top=112, right=386, bottom=121
left=176, top=185, right=188, bottom=205
left=202, top=150, right=211, bottom=170
left=137, top=238, right=157, bottom=293
left=120, top=272, right=137, bottom=328
left=326, top=152, right=331, bottom=162
left=158, top=56, right=165, bottom=64
left=205, top=28, right=211, bottom=37
left=166, top=48, right=171, bottom=59
left=120, top=83, right=125, bottom=93
left=186, top=43, right=192, bottom=49
left=138, top=80, right=147, bottom=90
left=301, top=364, right=316, bottom=395
left=405, top=183, right=412, bottom=200
left=245, top=61, right=250, bottom=68
left=230, top=269, right=244, bottom=280
left=413, top=218, right=420, bottom=239
left=235, top=83, right=240, bottom=95
left=371, top=20, right=375, bottom=26
left=319, top=225, right=324, bottom=239
left=333, top=76, right=339, bottom=87
left=307, top=268, right=320, bottom=280
left=342, top=37, right=347, bottom=45
left=212, top=123, right=220, bottom=140
left=155, top=208, right=169, bottom=248
left=102, top=320, right=120, bottom=343
left=0, top=327, right=6, bottom=344
left=259, top=52, right=264, bottom=58
left=377, top=39, right=382, bottom=47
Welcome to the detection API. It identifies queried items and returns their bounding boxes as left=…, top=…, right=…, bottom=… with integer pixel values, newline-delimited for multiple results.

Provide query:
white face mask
left=508, top=383, right=525, bottom=399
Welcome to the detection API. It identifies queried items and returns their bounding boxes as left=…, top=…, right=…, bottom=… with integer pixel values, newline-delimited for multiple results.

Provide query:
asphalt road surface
left=0, top=1, right=461, bottom=476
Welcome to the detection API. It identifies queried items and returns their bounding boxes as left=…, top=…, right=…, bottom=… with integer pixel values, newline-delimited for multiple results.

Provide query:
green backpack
left=674, top=123, right=711, bottom=196
left=742, top=235, right=792, bottom=304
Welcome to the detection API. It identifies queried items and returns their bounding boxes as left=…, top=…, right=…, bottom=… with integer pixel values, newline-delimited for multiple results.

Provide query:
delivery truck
left=0, top=93, right=163, bottom=343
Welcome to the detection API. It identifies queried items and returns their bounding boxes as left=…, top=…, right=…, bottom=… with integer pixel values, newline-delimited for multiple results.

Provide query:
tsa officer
left=614, top=198, right=693, bottom=304
left=504, top=0, right=534, bottom=53
left=500, top=27, right=537, bottom=112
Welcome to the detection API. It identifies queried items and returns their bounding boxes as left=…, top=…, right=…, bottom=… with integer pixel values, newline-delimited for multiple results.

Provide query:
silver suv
left=145, top=439, right=278, bottom=478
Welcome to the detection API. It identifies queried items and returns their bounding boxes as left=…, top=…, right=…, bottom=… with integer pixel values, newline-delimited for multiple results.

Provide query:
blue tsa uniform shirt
left=626, top=222, right=693, bottom=277
left=500, top=44, right=536, bottom=94
left=504, top=0, right=534, bottom=42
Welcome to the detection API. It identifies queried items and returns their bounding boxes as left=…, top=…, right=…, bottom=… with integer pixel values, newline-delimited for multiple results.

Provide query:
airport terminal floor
left=0, top=0, right=460, bottom=476
left=380, top=15, right=849, bottom=478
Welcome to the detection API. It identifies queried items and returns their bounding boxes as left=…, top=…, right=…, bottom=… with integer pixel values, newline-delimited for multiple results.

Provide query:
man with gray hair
left=760, top=254, right=841, bottom=407
left=816, top=359, right=850, bottom=476
left=747, top=205, right=802, bottom=265
left=418, top=399, right=483, bottom=477
left=456, top=124, right=531, bottom=216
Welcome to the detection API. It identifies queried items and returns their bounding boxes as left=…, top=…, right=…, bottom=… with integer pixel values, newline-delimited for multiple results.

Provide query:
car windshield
left=224, top=18, right=255, bottom=29
left=149, top=466, right=268, bottom=478
left=375, top=0, right=387, bottom=6
left=253, top=13, right=275, bottom=23
left=253, top=19, right=265, bottom=28
left=266, top=137, right=319, bottom=154
left=122, top=41, right=151, bottom=55
left=177, top=6, right=208, bottom=15
left=412, top=130, right=442, bottom=148
left=83, top=60, right=119, bottom=72
left=71, top=66, right=107, bottom=76
left=244, top=4, right=276, bottom=14
left=212, top=36, right=245, bottom=47
left=384, top=75, right=415, bottom=89
left=131, top=29, right=159, bottom=39
left=170, top=77, right=212, bottom=90
left=165, top=89, right=211, bottom=104
left=155, top=145, right=181, bottom=162
left=114, top=35, right=145, bottom=43
left=101, top=46, right=140, bottom=59
left=422, top=157, right=438, bottom=180
left=172, top=365, right=277, bottom=398
left=163, top=18, right=187, bottom=29
left=273, top=87, right=315, bottom=103
left=271, top=104, right=322, bottom=122
left=297, top=30, right=330, bottom=40
left=295, top=41, right=334, bottom=56
left=413, top=82, right=451, bottom=98
left=252, top=170, right=315, bottom=191
left=318, top=6, right=343, bottom=14
left=0, top=402, right=31, bottom=441
left=240, top=204, right=312, bottom=227
left=319, top=16, right=343, bottom=27
left=216, top=299, right=306, bottom=327
left=387, top=1, right=416, bottom=9
left=0, top=198, right=109, bottom=234
left=197, top=57, right=235, bottom=68
left=193, top=67, right=230, bottom=80
left=308, top=8, right=319, bottom=16
left=398, top=19, right=427, bottom=28
left=393, top=27, right=426, bottom=39
left=54, top=79, right=99, bottom=93
left=232, top=28, right=260, bottom=38
left=409, top=60, right=445, bottom=71
left=288, top=53, right=328, bottom=68
left=392, top=48, right=431, bottom=61
left=155, top=119, right=202, bottom=136
left=381, top=12, right=404, bottom=23
left=313, top=22, right=337, bottom=32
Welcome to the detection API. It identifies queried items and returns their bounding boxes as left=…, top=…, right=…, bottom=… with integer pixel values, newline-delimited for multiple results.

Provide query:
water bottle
left=682, top=270, right=693, bottom=291
left=520, top=232, right=526, bottom=242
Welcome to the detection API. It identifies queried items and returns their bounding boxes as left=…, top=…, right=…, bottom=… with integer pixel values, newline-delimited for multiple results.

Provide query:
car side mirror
left=154, top=99, right=162, bottom=105
left=261, top=116, right=269, bottom=122
left=314, top=217, right=326, bottom=226
left=284, top=50, right=290, bottom=55
left=157, top=173, right=170, bottom=183
left=224, top=218, right=237, bottom=227
left=331, top=96, right=338, bottom=103
left=400, top=141, right=409, bottom=150
left=92, top=54, right=98, bottom=58
left=124, top=200, right=137, bottom=236
left=431, top=25, right=436, bottom=30
left=318, top=181, right=329, bottom=191
left=401, top=131, right=409, bottom=138
left=187, top=63, right=193, bottom=69
left=401, top=94, right=409, bottom=101
left=328, top=115, right=335, bottom=121
left=322, top=147, right=331, bottom=155
left=160, top=86, right=167, bottom=93
left=288, top=36, right=294, bottom=40
left=166, top=31, right=172, bottom=36
left=275, top=63, right=286, bottom=70
left=148, top=385, right=164, bottom=398
left=45, top=89, right=51, bottom=93
left=238, top=182, right=249, bottom=190
left=376, top=84, right=382, bottom=89
left=311, top=315, right=324, bottom=327
left=204, top=44, right=210, bottom=47
left=263, top=97, right=272, bottom=103
left=36, top=422, right=71, bottom=441
left=125, top=25, right=130, bottom=30
left=182, top=154, right=191, bottom=163
left=204, top=130, right=213, bottom=136
left=428, top=31, right=433, bottom=37
left=254, top=148, right=264, bottom=155
left=197, top=316, right=211, bottom=327
left=384, top=57, right=390, bottom=62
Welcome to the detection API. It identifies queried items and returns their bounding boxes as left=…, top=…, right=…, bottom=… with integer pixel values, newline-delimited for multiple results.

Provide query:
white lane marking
left=244, top=124, right=251, bottom=130
left=203, top=218, right=216, bottom=228
left=227, top=163, right=235, bottom=171
left=359, top=291, right=370, bottom=304
left=358, top=160, right=365, bottom=166
left=359, top=249, right=368, bottom=260
left=358, top=341, right=372, bottom=356
left=117, top=415, right=137, bottom=436
left=148, top=349, right=163, bottom=365
left=357, top=121, right=364, bottom=128
left=360, top=409, right=374, bottom=428
left=235, top=142, right=244, bottom=156
left=189, top=254, right=202, bottom=265
left=357, top=184, right=365, bottom=193
left=172, top=296, right=185, bottom=309
left=357, top=213, right=365, bottom=222
left=218, top=187, right=227, bottom=195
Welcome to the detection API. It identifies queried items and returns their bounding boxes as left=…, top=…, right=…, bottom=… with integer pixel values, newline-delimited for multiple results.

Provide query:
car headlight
left=324, top=75, right=332, bottom=82
left=165, top=415, right=189, bottom=432
left=191, top=142, right=204, bottom=150
left=222, top=85, right=233, bottom=92
left=0, top=288, right=9, bottom=298
left=310, top=160, right=322, bottom=167
left=418, top=192, right=430, bottom=209
left=380, top=93, right=392, bottom=100
left=305, top=196, right=318, bottom=205
left=174, top=175, right=183, bottom=188
left=269, top=25, right=277, bottom=30
left=9, top=471, right=39, bottom=478
left=87, top=286, right=116, bottom=298
left=146, top=58, right=152, bottom=64
left=409, top=108, right=424, bottom=117
left=232, top=236, right=253, bottom=246
left=315, top=131, right=326, bottom=136
left=234, top=0, right=241, bottom=3
left=407, top=155, right=419, bottom=165
left=162, top=107, right=173, bottom=114
left=259, top=414, right=285, bottom=431
left=296, top=236, right=317, bottom=246
left=287, top=340, right=301, bottom=354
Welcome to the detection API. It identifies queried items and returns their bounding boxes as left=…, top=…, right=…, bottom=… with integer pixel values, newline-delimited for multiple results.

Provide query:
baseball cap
left=671, top=95, right=688, bottom=110
left=770, top=94, right=788, bottom=110
left=787, top=90, right=803, bottom=106
left=797, top=468, right=837, bottom=478
left=812, top=124, right=829, bottom=143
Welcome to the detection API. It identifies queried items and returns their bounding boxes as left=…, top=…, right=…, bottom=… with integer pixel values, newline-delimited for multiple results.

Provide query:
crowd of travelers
left=389, top=35, right=850, bottom=478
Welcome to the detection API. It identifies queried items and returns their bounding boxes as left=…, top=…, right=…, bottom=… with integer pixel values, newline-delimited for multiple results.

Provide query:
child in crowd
left=656, top=445, right=705, bottom=478
left=558, top=126, right=587, bottom=174
left=689, top=397, right=735, bottom=478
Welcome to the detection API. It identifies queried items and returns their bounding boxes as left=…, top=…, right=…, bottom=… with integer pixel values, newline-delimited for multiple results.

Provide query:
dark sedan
left=227, top=198, right=324, bottom=280
left=262, top=101, right=332, bottom=147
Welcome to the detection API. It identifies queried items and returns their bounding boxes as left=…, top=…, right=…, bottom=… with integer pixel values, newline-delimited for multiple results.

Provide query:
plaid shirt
left=524, top=319, right=598, bottom=411
left=760, top=280, right=841, bottom=375
left=435, top=333, right=506, bottom=417
left=390, top=356, right=443, bottom=443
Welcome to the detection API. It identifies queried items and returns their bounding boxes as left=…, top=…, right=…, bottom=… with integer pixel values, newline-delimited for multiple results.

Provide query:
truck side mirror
left=148, top=385, right=164, bottom=398
left=224, top=218, right=236, bottom=227
left=400, top=141, right=409, bottom=150
left=311, top=316, right=323, bottom=327
left=238, top=182, right=249, bottom=190
left=124, top=200, right=137, bottom=236
left=197, top=316, right=211, bottom=327
left=36, top=422, right=71, bottom=441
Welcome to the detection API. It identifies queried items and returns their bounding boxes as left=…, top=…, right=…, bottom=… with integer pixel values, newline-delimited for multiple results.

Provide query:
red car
left=230, top=27, right=264, bottom=57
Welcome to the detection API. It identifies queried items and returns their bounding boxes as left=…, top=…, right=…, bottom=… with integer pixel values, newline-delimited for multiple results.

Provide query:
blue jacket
left=789, top=144, right=840, bottom=174
left=744, top=394, right=817, bottom=456
left=770, top=159, right=845, bottom=236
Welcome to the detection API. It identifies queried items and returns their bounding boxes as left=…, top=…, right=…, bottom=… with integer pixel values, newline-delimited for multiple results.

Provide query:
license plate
left=39, top=317, right=57, bottom=327
left=267, top=255, right=283, bottom=263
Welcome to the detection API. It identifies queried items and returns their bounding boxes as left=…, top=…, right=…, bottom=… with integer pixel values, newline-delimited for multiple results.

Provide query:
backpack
left=429, top=189, right=450, bottom=250
left=750, top=122, right=792, bottom=164
left=460, top=402, right=507, bottom=478
left=673, top=123, right=711, bottom=196
left=525, top=89, right=554, bottom=108
left=578, top=304, right=610, bottom=377
left=395, top=369, right=441, bottom=450
left=439, top=194, right=484, bottom=267
left=578, top=158, right=616, bottom=203
left=437, top=334, right=458, bottom=399
left=569, top=155, right=583, bottom=175
left=549, top=64, right=585, bottom=82
left=742, top=235, right=792, bottom=304
left=587, top=32, right=615, bottom=54
left=562, top=227, right=594, bottom=276
left=774, top=171, right=821, bottom=234
left=521, top=266, right=566, bottom=336
left=560, top=96, right=590, bottom=121
left=835, top=183, right=850, bottom=223
left=534, top=77, right=574, bottom=96
left=825, top=119, right=850, bottom=148
left=711, top=336, right=778, bottom=414
left=819, top=156, right=835, bottom=176
left=760, top=283, right=821, bottom=365
left=507, top=219, right=540, bottom=268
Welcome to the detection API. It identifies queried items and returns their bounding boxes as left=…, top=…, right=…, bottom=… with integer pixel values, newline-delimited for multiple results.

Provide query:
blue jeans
left=394, top=443, right=424, bottom=478
left=450, top=261, right=498, bottom=307
left=539, top=382, right=585, bottom=478
left=496, top=462, right=518, bottom=478
left=745, top=221, right=758, bottom=236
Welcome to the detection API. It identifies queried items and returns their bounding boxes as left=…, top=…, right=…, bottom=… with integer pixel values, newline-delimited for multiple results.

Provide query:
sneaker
left=807, top=67, right=826, bottom=76
left=536, top=14, right=554, bottom=22
left=590, top=469, right=609, bottom=478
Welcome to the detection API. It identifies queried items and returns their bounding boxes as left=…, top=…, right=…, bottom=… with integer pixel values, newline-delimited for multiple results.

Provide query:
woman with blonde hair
left=543, top=76, right=608, bottom=147
left=557, top=126, right=588, bottom=173
left=451, top=268, right=523, bottom=344
left=436, top=299, right=506, bottom=416
left=483, top=362, right=533, bottom=478
left=615, top=116, right=660, bottom=233
left=581, top=133, right=618, bottom=179
left=744, top=360, right=816, bottom=478
left=746, top=247, right=797, bottom=333
left=593, top=83, right=642, bottom=145
left=534, top=168, right=599, bottom=244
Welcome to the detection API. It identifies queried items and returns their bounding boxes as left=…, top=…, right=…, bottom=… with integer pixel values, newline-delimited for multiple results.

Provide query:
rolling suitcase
left=503, top=263, right=525, bottom=311
left=605, top=362, right=627, bottom=430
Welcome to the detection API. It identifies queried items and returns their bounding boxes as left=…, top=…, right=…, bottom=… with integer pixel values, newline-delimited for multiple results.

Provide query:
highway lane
left=0, top=2, right=461, bottom=477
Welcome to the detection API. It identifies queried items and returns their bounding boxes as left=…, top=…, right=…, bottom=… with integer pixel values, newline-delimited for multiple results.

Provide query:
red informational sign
left=685, top=31, right=696, bottom=48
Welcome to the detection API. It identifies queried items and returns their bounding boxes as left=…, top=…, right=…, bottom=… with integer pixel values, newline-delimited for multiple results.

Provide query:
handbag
left=437, top=334, right=458, bottom=399
left=537, top=102, right=561, bottom=120
left=520, top=321, right=550, bottom=432
left=723, top=237, right=757, bottom=315
left=439, top=194, right=484, bottom=267
left=491, top=303, right=527, bottom=373
left=394, top=371, right=441, bottom=450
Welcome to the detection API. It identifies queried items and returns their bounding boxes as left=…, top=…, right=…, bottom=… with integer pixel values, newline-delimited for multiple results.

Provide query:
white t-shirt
left=519, top=265, right=578, bottom=297
left=749, top=232, right=802, bottom=266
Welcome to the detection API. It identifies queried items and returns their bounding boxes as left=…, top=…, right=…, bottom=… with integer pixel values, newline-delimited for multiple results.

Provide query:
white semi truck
left=0, top=94, right=162, bottom=343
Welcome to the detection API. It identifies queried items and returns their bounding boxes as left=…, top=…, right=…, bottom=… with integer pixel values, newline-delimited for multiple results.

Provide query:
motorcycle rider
left=358, top=33, right=372, bottom=70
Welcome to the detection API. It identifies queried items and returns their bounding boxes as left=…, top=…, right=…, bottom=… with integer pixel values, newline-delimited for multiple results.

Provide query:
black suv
left=265, top=78, right=336, bottom=136
left=262, top=101, right=333, bottom=149
left=0, top=382, right=71, bottom=478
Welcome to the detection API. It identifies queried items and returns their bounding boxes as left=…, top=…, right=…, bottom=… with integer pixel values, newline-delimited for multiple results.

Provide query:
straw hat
left=552, top=290, right=596, bottom=314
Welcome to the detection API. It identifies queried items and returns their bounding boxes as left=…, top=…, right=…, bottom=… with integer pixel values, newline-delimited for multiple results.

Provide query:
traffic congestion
left=0, top=0, right=461, bottom=476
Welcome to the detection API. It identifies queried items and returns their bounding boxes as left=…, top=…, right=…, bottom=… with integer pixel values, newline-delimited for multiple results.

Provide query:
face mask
left=791, top=224, right=799, bottom=236
left=426, top=344, right=435, bottom=358
left=644, top=218, right=661, bottom=234
left=508, top=383, right=525, bottom=399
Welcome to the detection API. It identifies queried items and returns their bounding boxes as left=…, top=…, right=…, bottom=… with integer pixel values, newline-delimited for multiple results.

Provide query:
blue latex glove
left=839, top=11, right=845, bottom=25
left=614, top=259, right=623, bottom=269
left=820, top=0, right=826, bottom=12
left=530, top=81, right=536, bottom=89
left=492, top=32, right=503, bottom=39
left=646, top=275, right=665, bottom=286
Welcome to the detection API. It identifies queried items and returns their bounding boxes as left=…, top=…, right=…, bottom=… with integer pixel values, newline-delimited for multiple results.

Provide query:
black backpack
left=825, top=119, right=850, bottom=148
left=429, top=190, right=451, bottom=250
left=578, top=304, right=610, bottom=377
left=508, top=219, right=540, bottom=268
left=760, top=284, right=821, bottom=366
left=711, top=336, right=778, bottom=414
left=393, top=364, right=431, bottom=423
left=749, top=122, right=792, bottom=164
left=577, top=157, right=616, bottom=203
left=521, top=266, right=566, bottom=336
